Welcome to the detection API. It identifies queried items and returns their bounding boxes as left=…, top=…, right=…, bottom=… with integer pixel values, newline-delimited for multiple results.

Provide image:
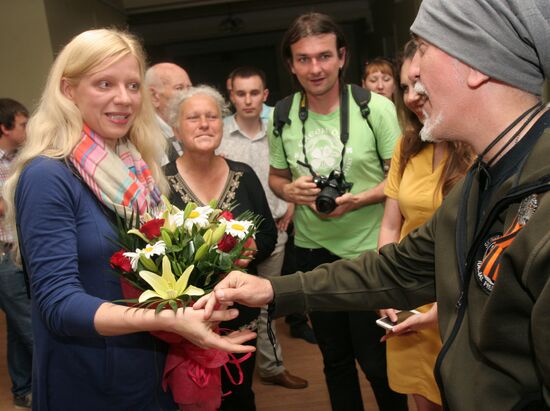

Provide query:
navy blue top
left=16, top=157, right=176, bottom=411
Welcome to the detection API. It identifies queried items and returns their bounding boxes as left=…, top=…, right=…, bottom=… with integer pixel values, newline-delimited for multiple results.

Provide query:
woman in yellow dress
left=377, top=40, right=474, bottom=411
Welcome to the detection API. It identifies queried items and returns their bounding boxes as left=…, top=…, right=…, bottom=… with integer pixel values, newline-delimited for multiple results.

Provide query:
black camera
left=313, top=170, right=353, bottom=214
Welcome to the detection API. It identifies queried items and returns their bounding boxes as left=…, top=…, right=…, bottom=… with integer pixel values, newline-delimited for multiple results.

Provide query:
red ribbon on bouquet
left=119, top=278, right=250, bottom=411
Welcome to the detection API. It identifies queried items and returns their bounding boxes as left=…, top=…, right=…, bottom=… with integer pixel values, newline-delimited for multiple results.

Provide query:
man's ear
left=149, top=87, right=161, bottom=109
left=60, top=78, right=75, bottom=101
left=467, top=68, right=490, bottom=89
left=288, top=59, right=296, bottom=75
left=263, top=88, right=269, bottom=103
left=0, top=124, right=9, bottom=137
left=338, top=47, right=346, bottom=68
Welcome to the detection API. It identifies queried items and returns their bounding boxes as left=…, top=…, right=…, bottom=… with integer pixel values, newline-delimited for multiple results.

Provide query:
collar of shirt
left=0, top=147, right=16, bottom=162
left=156, top=113, right=175, bottom=139
left=225, top=114, right=267, bottom=141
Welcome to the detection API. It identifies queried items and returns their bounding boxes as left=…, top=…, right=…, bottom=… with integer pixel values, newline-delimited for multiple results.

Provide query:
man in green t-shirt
left=267, top=12, right=405, bottom=411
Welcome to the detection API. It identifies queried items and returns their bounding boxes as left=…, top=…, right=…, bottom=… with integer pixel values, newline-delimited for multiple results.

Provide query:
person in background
left=0, top=98, right=32, bottom=410
left=164, top=84, right=277, bottom=410
left=199, top=0, right=550, bottom=409
left=145, top=62, right=192, bottom=163
left=266, top=12, right=407, bottom=411
left=362, top=57, right=397, bottom=102
left=4, top=29, right=255, bottom=411
left=218, top=66, right=307, bottom=390
left=377, top=40, right=474, bottom=411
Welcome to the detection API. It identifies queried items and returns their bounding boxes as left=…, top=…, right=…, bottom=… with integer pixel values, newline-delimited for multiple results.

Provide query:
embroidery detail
left=169, top=170, right=243, bottom=209
left=474, top=194, right=538, bottom=294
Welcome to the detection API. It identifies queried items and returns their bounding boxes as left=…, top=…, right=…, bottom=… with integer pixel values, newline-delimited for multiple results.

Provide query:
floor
left=0, top=312, right=416, bottom=410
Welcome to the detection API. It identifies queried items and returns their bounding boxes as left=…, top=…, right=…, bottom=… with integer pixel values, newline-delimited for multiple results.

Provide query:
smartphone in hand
left=376, top=310, right=420, bottom=331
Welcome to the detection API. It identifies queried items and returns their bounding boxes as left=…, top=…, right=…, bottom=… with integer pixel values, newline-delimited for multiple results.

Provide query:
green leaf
left=168, top=299, right=179, bottom=313
left=155, top=301, right=167, bottom=314
left=161, top=229, right=173, bottom=247
left=139, top=254, right=158, bottom=272
left=128, top=229, right=150, bottom=243
left=194, top=243, right=209, bottom=262
left=184, top=202, right=196, bottom=219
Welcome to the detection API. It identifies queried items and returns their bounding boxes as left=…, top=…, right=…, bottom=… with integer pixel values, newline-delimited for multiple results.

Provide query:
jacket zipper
left=434, top=176, right=550, bottom=410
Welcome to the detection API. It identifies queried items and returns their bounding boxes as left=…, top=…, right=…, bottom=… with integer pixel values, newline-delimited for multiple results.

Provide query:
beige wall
left=0, top=1, right=54, bottom=110
left=0, top=0, right=125, bottom=111
left=43, top=0, right=126, bottom=54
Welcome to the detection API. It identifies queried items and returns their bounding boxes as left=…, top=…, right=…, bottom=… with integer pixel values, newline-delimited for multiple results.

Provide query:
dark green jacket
left=271, top=123, right=550, bottom=410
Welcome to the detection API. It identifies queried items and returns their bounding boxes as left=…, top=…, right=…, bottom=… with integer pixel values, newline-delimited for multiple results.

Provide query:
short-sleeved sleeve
left=385, top=137, right=404, bottom=199
left=368, top=92, right=401, bottom=160
left=267, top=109, right=290, bottom=170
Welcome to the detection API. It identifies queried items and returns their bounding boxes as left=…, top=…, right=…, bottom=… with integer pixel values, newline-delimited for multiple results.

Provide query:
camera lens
left=316, top=186, right=339, bottom=214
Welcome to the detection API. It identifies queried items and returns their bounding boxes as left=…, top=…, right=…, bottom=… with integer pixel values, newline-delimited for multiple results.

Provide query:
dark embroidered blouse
left=164, top=158, right=277, bottom=273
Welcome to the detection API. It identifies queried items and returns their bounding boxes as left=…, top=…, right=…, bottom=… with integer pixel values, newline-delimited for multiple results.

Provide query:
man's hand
left=310, top=193, right=359, bottom=218
left=276, top=202, right=295, bottom=232
left=194, top=271, right=274, bottom=319
left=171, top=306, right=256, bottom=353
left=283, top=175, right=319, bottom=205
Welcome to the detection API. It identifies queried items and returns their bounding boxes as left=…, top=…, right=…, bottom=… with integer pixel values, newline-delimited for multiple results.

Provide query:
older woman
left=4, top=29, right=254, bottom=411
left=362, top=57, right=398, bottom=102
left=164, top=85, right=277, bottom=411
left=377, top=40, right=474, bottom=411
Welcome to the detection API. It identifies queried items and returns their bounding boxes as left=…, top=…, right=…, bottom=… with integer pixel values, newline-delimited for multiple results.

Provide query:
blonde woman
left=4, top=29, right=254, bottom=411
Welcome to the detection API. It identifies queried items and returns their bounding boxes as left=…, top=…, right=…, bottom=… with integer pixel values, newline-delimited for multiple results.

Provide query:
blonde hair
left=4, top=28, right=168, bottom=243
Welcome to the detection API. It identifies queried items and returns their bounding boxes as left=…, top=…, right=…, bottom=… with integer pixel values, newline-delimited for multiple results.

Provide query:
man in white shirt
left=217, top=66, right=307, bottom=390
left=145, top=62, right=191, bottom=164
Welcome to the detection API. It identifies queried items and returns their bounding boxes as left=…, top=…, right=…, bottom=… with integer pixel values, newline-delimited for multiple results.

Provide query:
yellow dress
left=383, top=139, right=444, bottom=405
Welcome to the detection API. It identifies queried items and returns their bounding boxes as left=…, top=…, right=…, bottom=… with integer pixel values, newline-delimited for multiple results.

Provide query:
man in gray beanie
left=196, top=2, right=550, bottom=410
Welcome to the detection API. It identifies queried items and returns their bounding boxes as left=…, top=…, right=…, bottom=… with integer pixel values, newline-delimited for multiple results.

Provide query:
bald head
left=145, top=62, right=192, bottom=120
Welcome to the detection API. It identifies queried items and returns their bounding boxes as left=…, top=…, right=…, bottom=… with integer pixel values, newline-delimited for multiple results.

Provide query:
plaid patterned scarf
left=70, top=124, right=161, bottom=217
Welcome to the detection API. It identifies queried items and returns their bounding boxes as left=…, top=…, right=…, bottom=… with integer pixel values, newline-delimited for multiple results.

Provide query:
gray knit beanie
left=410, top=0, right=550, bottom=96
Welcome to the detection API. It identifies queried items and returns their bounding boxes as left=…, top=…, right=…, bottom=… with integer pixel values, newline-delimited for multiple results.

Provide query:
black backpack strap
left=350, top=84, right=387, bottom=172
left=272, top=94, right=294, bottom=138
left=350, top=83, right=371, bottom=121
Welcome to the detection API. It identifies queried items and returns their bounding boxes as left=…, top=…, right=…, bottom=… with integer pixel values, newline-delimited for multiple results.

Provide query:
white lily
left=138, top=256, right=204, bottom=303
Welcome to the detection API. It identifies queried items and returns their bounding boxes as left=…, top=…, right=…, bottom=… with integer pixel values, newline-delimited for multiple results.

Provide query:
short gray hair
left=168, top=84, right=230, bottom=130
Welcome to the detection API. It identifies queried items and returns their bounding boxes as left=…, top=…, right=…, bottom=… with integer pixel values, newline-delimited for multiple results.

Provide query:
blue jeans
left=0, top=251, right=33, bottom=397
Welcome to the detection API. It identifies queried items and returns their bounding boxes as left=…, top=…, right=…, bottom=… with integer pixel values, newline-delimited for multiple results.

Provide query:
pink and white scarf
left=70, top=124, right=161, bottom=217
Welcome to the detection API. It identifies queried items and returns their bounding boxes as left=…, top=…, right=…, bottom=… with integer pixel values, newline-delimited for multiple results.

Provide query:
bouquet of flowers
left=109, top=196, right=260, bottom=410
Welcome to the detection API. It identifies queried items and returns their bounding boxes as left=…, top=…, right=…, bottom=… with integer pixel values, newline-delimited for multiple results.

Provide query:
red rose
left=217, top=234, right=238, bottom=252
left=110, top=250, right=132, bottom=272
left=218, top=210, right=234, bottom=221
left=139, top=218, right=165, bottom=240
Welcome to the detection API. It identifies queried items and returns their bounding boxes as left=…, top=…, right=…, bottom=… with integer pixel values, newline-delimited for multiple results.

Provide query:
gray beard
left=419, top=109, right=443, bottom=142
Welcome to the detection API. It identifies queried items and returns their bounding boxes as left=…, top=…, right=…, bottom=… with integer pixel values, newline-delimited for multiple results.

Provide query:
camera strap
left=297, top=84, right=350, bottom=178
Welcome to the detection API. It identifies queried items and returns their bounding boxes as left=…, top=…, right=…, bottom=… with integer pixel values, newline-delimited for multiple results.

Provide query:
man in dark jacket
left=197, top=1, right=550, bottom=410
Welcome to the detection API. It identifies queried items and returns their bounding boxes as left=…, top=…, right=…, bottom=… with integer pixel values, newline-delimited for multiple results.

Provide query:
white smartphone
left=376, top=310, right=420, bottom=331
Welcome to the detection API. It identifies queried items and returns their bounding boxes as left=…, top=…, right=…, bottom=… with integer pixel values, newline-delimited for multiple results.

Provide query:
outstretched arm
left=194, top=271, right=274, bottom=319
left=94, top=302, right=256, bottom=353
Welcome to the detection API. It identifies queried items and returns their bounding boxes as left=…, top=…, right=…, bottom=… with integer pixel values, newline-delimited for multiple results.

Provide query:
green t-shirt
left=268, top=87, right=399, bottom=259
